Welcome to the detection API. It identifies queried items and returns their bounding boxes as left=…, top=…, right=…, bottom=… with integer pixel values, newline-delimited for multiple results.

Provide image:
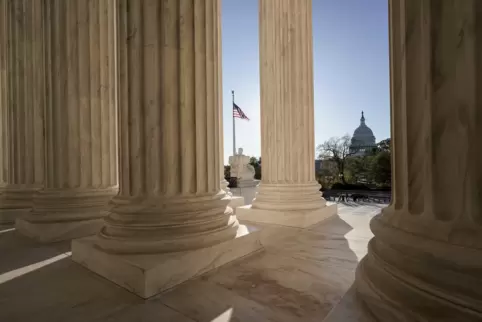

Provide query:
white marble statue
left=229, top=148, right=256, bottom=187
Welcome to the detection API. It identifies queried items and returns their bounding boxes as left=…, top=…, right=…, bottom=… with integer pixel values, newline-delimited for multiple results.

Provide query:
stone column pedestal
left=354, top=1, right=482, bottom=321
left=236, top=0, right=336, bottom=227
left=0, top=0, right=45, bottom=224
left=16, top=0, right=118, bottom=242
left=72, top=0, right=261, bottom=298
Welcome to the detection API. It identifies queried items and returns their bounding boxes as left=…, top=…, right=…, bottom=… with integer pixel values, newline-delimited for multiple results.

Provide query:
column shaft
left=216, top=6, right=235, bottom=201
left=96, top=0, right=237, bottom=254
left=217, top=0, right=230, bottom=194
left=0, top=0, right=45, bottom=224
left=356, top=1, right=482, bottom=320
left=0, top=0, right=8, bottom=193
left=252, top=0, right=325, bottom=212
left=16, top=0, right=118, bottom=242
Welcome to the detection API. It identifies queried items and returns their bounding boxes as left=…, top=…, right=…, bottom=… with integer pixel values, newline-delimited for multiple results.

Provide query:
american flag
left=233, top=103, right=250, bottom=121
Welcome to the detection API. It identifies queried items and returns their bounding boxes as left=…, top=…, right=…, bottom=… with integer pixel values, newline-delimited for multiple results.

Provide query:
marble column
left=72, top=0, right=261, bottom=298
left=355, top=1, right=482, bottom=321
left=0, top=0, right=8, bottom=220
left=0, top=0, right=45, bottom=224
left=216, top=2, right=230, bottom=197
left=236, top=0, right=336, bottom=227
left=16, top=0, right=118, bottom=242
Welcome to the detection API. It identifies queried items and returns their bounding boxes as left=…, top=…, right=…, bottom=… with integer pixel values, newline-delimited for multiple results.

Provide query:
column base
left=228, top=196, right=245, bottom=212
left=355, top=214, right=482, bottom=322
left=235, top=203, right=337, bottom=228
left=72, top=224, right=263, bottom=298
left=0, top=184, right=40, bottom=224
left=16, top=217, right=104, bottom=243
left=323, top=285, right=375, bottom=322
left=16, top=187, right=117, bottom=242
left=0, top=208, right=30, bottom=224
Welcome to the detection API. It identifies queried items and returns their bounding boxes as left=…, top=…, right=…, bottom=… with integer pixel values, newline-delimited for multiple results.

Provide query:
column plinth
left=236, top=0, right=336, bottom=227
left=16, top=0, right=118, bottom=242
left=354, top=1, right=482, bottom=321
left=72, top=0, right=261, bottom=298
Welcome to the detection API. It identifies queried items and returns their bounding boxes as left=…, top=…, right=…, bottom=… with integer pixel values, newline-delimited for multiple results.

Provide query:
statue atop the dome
left=229, top=148, right=256, bottom=188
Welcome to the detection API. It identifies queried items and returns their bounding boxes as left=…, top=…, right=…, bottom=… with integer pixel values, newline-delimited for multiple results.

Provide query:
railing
left=322, top=189, right=391, bottom=203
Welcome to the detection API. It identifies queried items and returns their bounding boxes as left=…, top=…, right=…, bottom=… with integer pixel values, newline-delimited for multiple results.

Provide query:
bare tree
left=316, top=135, right=352, bottom=184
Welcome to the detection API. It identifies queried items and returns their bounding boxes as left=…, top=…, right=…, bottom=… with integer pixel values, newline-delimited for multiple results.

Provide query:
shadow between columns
left=0, top=256, right=141, bottom=322
left=156, top=214, right=363, bottom=322
left=0, top=207, right=372, bottom=322
left=0, top=226, right=70, bottom=274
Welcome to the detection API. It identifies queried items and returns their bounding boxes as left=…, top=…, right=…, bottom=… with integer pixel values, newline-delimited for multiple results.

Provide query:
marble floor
left=0, top=202, right=383, bottom=322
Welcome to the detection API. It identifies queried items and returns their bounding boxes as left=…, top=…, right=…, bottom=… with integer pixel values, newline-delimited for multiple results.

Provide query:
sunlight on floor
left=211, top=308, right=234, bottom=322
left=0, top=252, right=71, bottom=285
left=0, top=227, right=15, bottom=234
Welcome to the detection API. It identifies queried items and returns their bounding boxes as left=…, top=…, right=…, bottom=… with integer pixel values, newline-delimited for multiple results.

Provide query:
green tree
left=224, top=165, right=231, bottom=181
left=249, top=156, right=262, bottom=180
left=316, top=164, right=338, bottom=189
left=377, top=138, right=391, bottom=153
left=316, top=135, right=353, bottom=184
left=346, top=155, right=373, bottom=183
left=343, top=138, right=391, bottom=187
left=370, top=150, right=391, bottom=185
left=249, top=157, right=259, bottom=167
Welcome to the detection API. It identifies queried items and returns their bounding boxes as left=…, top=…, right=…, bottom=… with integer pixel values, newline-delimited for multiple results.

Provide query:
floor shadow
left=158, top=214, right=364, bottom=322
left=323, top=284, right=376, bottom=322
left=0, top=224, right=15, bottom=232
left=0, top=211, right=370, bottom=322
left=0, top=228, right=71, bottom=274
left=0, top=256, right=143, bottom=322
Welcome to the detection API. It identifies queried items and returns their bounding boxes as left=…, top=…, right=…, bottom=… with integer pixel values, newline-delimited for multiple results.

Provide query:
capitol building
left=349, top=111, right=376, bottom=156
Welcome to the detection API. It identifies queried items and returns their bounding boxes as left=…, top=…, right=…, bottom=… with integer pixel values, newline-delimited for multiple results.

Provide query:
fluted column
left=16, top=0, right=118, bottom=242
left=0, top=0, right=8, bottom=211
left=216, top=1, right=230, bottom=197
left=0, top=0, right=45, bottom=224
left=94, top=0, right=238, bottom=254
left=257, top=0, right=318, bottom=206
left=255, top=0, right=322, bottom=209
left=356, top=1, right=482, bottom=321
left=237, top=0, right=336, bottom=226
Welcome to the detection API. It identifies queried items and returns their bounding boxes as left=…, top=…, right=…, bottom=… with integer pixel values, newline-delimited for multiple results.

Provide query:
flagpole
left=232, top=90, right=236, bottom=155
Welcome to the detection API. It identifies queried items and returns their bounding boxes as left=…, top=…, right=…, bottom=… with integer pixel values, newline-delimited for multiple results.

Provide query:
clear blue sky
left=222, top=0, right=390, bottom=164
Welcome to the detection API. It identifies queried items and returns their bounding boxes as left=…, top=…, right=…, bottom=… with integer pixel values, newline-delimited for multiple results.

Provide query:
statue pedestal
left=231, top=179, right=259, bottom=205
left=228, top=196, right=245, bottom=213
left=229, top=148, right=257, bottom=191
left=237, top=179, right=259, bottom=188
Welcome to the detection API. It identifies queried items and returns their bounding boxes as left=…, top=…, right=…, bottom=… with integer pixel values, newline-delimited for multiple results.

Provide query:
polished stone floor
left=0, top=202, right=383, bottom=322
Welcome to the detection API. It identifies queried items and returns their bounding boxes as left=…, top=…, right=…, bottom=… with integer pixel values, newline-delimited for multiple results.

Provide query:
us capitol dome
left=349, top=111, right=376, bottom=156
